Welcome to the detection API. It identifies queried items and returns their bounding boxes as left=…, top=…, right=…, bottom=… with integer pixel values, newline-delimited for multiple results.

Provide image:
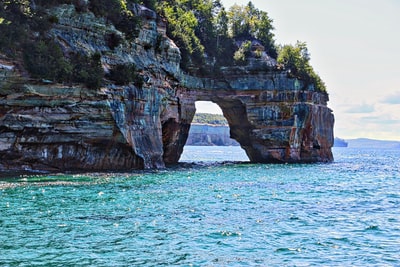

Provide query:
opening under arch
left=179, top=101, right=249, bottom=163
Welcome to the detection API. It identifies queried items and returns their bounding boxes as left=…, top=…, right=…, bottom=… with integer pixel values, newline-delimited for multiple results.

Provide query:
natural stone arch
left=161, top=73, right=334, bottom=165
left=0, top=3, right=334, bottom=175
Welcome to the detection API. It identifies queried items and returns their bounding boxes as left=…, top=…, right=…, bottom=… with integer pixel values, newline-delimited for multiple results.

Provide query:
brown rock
left=0, top=4, right=334, bottom=175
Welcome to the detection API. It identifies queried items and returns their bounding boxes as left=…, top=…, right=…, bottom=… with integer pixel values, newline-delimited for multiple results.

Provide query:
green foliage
left=256, top=11, right=277, bottom=58
left=155, top=0, right=278, bottom=72
left=0, top=1, right=105, bottom=89
left=214, top=7, right=236, bottom=66
left=29, top=11, right=58, bottom=33
left=89, top=0, right=140, bottom=39
left=228, top=1, right=277, bottom=57
left=1, top=0, right=326, bottom=93
left=157, top=0, right=205, bottom=70
left=192, top=113, right=228, bottom=125
left=89, top=0, right=121, bottom=18
left=192, top=1, right=216, bottom=57
left=114, top=9, right=141, bottom=39
left=34, top=0, right=76, bottom=8
left=0, top=0, right=73, bottom=55
left=23, top=39, right=104, bottom=89
left=254, top=49, right=263, bottom=58
left=214, top=7, right=236, bottom=67
left=277, top=42, right=309, bottom=76
left=234, top=40, right=251, bottom=65
left=0, top=0, right=31, bottom=54
left=0, top=0, right=144, bottom=90
left=0, top=0, right=32, bottom=22
left=29, top=0, right=88, bottom=12
left=139, top=0, right=157, bottom=10
left=23, top=39, right=72, bottom=83
left=105, top=32, right=122, bottom=50
left=155, top=33, right=163, bottom=53
left=70, top=52, right=104, bottom=89
left=107, top=63, right=143, bottom=87
left=228, top=3, right=251, bottom=39
left=277, top=41, right=326, bottom=92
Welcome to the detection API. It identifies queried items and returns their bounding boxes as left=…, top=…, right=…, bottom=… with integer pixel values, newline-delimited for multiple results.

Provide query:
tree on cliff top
left=277, top=41, right=326, bottom=92
left=156, top=0, right=326, bottom=92
left=0, top=0, right=327, bottom=92
left=228, top=1, right=277, bottom=58
left=156, top=1, right=278, bottom=72
left=157, top=0, right=205, bottom=71
left=192, top=113, right=228, bottom=125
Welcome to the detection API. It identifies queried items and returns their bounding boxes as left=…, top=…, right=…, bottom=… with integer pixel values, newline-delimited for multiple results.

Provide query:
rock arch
left=0, top=69, right=334, bottom=174
left=0, top=4, right=334, bottom=174
left=161, top=71, right=334, bottom=166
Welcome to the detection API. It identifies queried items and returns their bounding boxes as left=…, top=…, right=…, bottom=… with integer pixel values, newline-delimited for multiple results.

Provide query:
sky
left=196, top=0, right=400, bottom=141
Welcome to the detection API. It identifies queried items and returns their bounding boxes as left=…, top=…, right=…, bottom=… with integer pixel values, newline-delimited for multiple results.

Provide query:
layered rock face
left=0, top=4, right=334, bottom=175
left=178, top=73, right=334, bottom=163
left=186, top=124, right=239, bottom=146
left=1, top=5, right=183, bottom=173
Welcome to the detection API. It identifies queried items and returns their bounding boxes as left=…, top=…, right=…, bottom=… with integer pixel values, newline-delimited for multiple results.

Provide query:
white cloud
left=381, top=91, right=400, bottom=104
left=345, top=103, right=375, bottom=114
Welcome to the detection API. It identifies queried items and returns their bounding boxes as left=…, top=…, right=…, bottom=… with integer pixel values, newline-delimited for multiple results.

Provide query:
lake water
left=1, top=147, right=399, bottom=266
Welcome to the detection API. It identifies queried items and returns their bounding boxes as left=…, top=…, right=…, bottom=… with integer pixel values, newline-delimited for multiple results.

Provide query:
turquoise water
left=1, top=147, right=399, bottom=266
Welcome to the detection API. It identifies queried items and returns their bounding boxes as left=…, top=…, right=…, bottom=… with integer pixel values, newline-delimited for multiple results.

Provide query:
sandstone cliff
left=186, top=124, right=239, bottom=146
left=0, top=4, right=334, bottom=175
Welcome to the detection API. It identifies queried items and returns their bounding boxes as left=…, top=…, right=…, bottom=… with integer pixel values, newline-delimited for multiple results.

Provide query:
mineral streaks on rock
left=107, top=86, right=165, bottom=169
left=0, top=86, right=144, bottom=173
left=161, top=90, right=196, bottom=165
left=0, top=4, right=334, bottom=175
left=178, top=87, right=334, bottom=164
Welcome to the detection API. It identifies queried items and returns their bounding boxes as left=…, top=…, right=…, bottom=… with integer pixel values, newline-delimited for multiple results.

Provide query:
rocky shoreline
left=0, top=4, right=334, bottom=175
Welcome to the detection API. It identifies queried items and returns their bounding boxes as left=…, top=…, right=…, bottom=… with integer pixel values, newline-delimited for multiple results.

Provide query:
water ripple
left=0, top=147, right=399, bottom=266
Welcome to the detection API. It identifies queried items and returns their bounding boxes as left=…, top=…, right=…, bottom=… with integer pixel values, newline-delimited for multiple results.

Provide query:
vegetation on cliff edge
left=277, top=41, right=326, bottom=92
left=192, top=113, right=228, bottom=126
left=0, top=0, right=327, bottom=92
left=156, top=0, right=277, bottom=73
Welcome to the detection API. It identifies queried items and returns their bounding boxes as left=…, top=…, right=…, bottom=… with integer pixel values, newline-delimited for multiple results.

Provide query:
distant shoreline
left=344, top=138, right=400, bottom=149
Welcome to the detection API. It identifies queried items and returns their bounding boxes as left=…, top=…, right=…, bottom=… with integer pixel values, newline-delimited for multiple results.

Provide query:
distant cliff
left=0, top=3, right=334, bottom=175
left=186, top=113, right=237, bottom=146
left=334, top=138, right=348, bottom=147
left=346, top=138, right=400, bottom=149
left=186, top=124, right=239, bottom=146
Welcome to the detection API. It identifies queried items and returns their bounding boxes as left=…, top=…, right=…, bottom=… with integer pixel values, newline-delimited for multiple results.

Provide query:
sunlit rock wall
left=186, top=124, right=239, bottom=146
left=0, top=4, right=334, bottom=175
